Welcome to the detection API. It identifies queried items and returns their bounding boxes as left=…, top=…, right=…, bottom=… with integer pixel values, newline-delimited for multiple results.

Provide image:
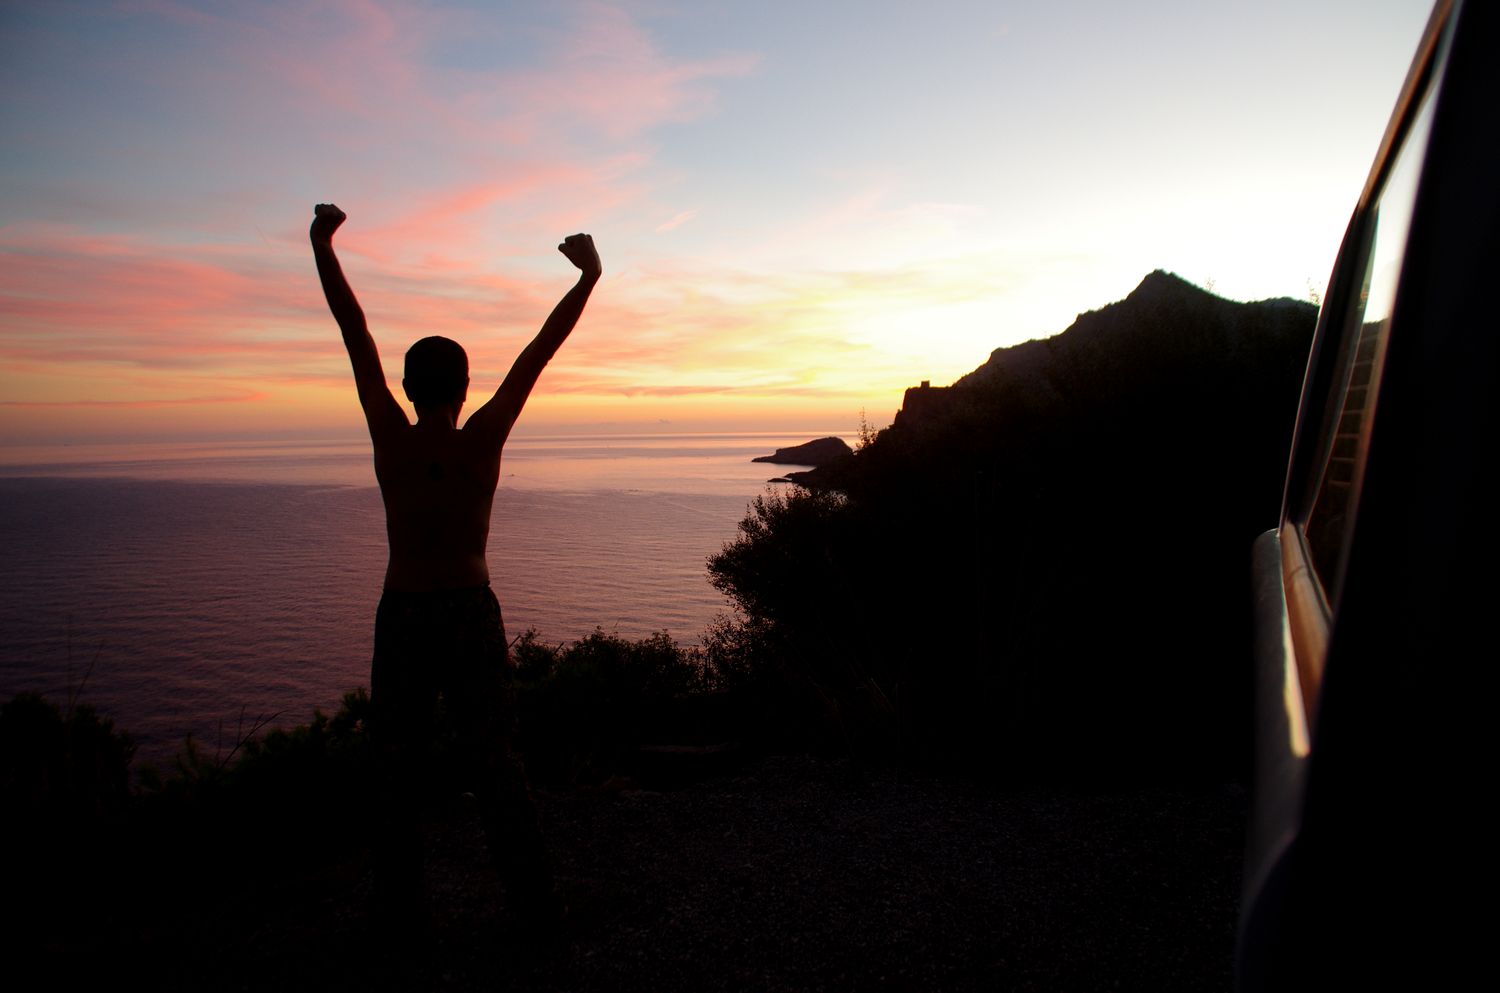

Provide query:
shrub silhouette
left=516, top=627, right=710, bottom=785
left=0, top=691, right=134, bottom=819
left=0, top=692, right=137, bottom=951
left=710, top=273, right=1317, bottom=781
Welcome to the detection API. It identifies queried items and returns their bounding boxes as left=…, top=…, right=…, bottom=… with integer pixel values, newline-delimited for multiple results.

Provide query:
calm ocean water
left=0, top=432, right=838, bottom=762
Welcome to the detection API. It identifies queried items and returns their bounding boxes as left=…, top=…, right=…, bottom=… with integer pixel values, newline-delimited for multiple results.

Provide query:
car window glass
left=1303, top=90, right=1434, bottom=606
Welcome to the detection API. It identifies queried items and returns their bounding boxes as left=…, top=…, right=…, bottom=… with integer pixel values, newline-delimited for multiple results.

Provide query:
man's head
left=403, top=336, right=469, bottom=411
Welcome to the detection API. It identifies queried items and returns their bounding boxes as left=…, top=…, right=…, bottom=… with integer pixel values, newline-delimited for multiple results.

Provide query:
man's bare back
left=309, top=203, right=601, bottom=591
left=374, top=423, right=499, bottom=590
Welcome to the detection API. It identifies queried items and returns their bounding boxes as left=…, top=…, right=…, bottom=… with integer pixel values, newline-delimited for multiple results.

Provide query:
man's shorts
left=369, top=584, right=515, bottom=748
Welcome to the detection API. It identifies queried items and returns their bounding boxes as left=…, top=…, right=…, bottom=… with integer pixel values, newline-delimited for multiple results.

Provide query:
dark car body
left=1237, top=0, right=1497, bottom=987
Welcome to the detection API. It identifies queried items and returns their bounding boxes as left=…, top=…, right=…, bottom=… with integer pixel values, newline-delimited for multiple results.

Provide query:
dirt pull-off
left=124, top=755, right=1247, bottom=992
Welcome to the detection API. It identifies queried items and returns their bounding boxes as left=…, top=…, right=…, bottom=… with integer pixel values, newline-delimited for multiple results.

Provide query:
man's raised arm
left=468, top=233, right=601, bottom=444
left=310, top=203, right=406, bottom=439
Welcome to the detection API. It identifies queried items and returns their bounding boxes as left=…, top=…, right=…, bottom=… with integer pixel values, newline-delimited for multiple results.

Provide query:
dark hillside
left=712, top=272, right=1316, bottom=781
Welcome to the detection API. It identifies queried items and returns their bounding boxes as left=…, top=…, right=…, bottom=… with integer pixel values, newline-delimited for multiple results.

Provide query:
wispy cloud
left=4, top=1, right=1017, bottom=429
left=654, top=209, right=698, bottom=233
left=0, top=391, right=266, bottom=408
left=2, top=1, right=775, bottom=433
left=16, top=0, right=1407, bottom=440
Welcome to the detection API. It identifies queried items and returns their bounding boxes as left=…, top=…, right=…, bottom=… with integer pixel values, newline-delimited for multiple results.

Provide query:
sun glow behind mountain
left=0, top=0, right=1432, bottom=443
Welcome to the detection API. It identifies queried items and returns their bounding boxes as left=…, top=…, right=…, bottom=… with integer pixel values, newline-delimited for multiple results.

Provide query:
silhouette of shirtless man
left=310, top=202, right=599, bottom=933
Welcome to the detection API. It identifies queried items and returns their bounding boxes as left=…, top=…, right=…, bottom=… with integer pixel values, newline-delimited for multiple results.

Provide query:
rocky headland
left=752, top=436, right=852, bottom=467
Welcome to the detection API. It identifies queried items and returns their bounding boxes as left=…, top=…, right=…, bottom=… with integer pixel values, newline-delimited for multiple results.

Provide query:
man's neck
left=413, top=405, right=462, bottom=430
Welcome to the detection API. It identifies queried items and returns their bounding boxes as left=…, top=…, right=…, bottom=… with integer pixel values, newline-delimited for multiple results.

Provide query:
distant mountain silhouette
left=861, top=269, right=1310, bottom=450
left=711, top=272, right=1316, bottom=781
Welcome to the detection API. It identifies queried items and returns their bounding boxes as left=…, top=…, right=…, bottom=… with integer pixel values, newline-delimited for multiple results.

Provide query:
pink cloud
left=655, top=210, right=698, bottom=233
left=0, top=391, right=267, bottom=408
left=534, top=378, right=862, bottom=400
left=200, top=3, right=759, bottom=273
left=10, top=2, right=757, bottom=261
left=229, top=1, right=756, bottom=170
left=2, top=0, right=928, bottom=428
left=0, top=215, right=950, bottom=420
left=492, top=3, right=759, bottom=142
left=0, top=227, right=310, bottom=365
left=344, top=158, right=643, bottom=267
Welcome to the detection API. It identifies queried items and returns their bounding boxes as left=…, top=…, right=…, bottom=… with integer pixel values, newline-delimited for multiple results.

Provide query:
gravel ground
left=127, top=755, right=1247, bottom=992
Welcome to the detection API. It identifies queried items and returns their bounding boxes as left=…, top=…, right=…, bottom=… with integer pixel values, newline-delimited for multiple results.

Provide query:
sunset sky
left=2, top=0, right=1433, bottom=443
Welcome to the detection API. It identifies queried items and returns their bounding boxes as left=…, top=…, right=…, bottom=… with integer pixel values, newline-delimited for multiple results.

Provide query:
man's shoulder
left=369, top=423, right=413, bottom=464
left=457, top=421, right=509, bottom=458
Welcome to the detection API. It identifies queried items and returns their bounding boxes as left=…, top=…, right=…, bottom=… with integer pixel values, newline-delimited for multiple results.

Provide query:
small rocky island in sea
left=754, top=436, right=853, bottom=483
